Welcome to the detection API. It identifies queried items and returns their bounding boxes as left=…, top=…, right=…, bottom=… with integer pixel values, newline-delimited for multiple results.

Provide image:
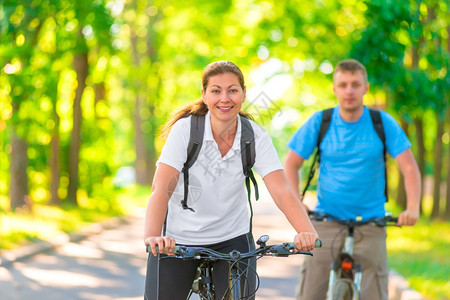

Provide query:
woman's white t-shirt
left=157, top=111, right=283, bottom=245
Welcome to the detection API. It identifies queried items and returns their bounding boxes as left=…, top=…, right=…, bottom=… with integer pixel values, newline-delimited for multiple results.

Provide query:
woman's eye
left=229, top=89, right=238, bottom=93
left=211, top=90, right=220, bottom=94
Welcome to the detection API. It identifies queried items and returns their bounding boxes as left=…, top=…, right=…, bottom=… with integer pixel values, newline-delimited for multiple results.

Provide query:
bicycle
left=308, top=211, right=399, bottom=300
left=146, top=235, right=322, bottom=299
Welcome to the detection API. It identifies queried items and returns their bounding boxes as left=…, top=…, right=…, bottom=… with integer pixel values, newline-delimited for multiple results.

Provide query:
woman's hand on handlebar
left=144, top=236, right=176, bottom=256
left=294, top=232, right=319, bottom=252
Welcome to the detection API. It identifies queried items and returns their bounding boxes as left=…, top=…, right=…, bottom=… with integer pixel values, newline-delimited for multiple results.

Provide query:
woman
left=144, top=61, right=318, bottom=300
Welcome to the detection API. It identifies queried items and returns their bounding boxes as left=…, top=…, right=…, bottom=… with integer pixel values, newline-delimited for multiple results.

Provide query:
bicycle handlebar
left=308, top=211, right=399, bottom=227
left=146, top=237, right=322, bottom=257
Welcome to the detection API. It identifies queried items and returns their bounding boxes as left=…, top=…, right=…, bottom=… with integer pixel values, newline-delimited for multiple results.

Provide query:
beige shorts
left=296, top=220, right=388, bottom=300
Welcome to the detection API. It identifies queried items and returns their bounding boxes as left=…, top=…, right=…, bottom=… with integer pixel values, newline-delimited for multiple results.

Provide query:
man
left=285, top=59, right=421, bottom=300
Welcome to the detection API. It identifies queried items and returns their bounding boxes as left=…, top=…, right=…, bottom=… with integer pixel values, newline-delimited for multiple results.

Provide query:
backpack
left=301, top=108, right=388, bottom=201
left=177, top=114, right=259, bottom=227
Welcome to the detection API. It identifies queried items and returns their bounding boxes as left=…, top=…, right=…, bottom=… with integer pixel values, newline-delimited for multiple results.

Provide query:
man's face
left=333, top=70, right=369, bottom=113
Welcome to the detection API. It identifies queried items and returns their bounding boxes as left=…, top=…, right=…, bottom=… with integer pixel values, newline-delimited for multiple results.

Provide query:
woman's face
left=202, top=72, right=246, bottom=123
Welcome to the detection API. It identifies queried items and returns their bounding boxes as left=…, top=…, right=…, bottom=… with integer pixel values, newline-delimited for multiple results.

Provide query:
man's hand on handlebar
left=397, top=209, right=419, bottom=226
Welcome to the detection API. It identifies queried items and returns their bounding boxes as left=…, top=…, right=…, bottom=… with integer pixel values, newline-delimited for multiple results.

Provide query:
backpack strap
left=317, top=108, right=334, bottom=161
left=369, top=109, right=388, bottom=201
left=301, top=108, right=333, bottom=196
left=240, top=116, right=258, bottom=232
left=240, top=116, right=258, bottom=200
left=181, top=114, right=205, bottom=212
left=163, top=114, right=204, bottom=235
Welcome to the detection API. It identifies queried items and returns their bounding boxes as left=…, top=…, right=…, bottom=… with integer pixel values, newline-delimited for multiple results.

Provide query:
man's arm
left=284, top=150, right=306, bottom=203
left=395, top=148, right=421, bottom=226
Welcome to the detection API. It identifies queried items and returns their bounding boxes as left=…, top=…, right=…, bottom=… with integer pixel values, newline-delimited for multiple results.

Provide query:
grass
left=385, top=201, right=450, bottom=300
left=0, top=185, right=150, bottom=251
left=386, top=220, right=450, bottom=300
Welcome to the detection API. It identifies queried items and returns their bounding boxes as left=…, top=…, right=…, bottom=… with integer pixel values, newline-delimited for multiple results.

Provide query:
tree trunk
left=147, top=105, right=157, bottom=184
left=431, top=118, right=444, bottom=218
left=446, top=118, right=450, bottom=219
left=396, top=118, right=408, bottom=209
left=49, top=108, right=61, bottom=205
left=10, top=131, right=29, bottom=211
left=130, top=5, right=152, bottom=186
left=410, top=18, right=426, bottom=212
left=445, top=27, right=450, bottom=220
left=134, top=94, right=148, bottom=185
left=146, top=5, right=162, bottom=186
left=414, top=117, right=426, bottom=213
left=7, top=19, right=44, bottom=211
left=67, top=50, right=88, bottom=204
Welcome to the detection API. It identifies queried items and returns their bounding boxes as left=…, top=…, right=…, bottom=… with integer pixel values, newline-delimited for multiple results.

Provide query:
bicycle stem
left=344, top=225, right=355, bottom=256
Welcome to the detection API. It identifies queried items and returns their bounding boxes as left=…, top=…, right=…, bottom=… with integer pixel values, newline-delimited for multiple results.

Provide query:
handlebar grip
left=288, top=239, right=322, bottom=249
left=387, top=216, right=398, bottom=223
left=315, top=239, right=322, bottom=248
left=146, top=245, right=181, bottom=254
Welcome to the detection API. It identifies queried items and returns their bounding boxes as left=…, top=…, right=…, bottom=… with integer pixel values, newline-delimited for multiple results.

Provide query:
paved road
left=0, top=212, right=147, bottom=300
left=0, top=194, right=302, bottom=300
left=0, top=191, right=420, bottom=300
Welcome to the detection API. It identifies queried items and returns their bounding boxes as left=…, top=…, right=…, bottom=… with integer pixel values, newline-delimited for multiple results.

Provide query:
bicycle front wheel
left=331, top=279, right=354, bottom=300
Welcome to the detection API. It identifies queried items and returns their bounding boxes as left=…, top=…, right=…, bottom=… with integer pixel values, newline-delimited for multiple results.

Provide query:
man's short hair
left=334, top=59, right=368, bottom=82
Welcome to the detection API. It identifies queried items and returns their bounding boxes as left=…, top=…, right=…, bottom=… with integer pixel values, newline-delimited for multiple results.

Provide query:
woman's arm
left=263, top=169, right=318, bottom=251
left=144, top=163, right=180, bottom=255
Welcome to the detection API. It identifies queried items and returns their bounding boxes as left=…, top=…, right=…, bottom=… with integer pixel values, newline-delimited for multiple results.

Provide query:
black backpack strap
left=302, top=108, right=333, bottom=196
left=181, top=114, right=205, bottom=212
left=240, top=116, right=258, bottom=232
left=163, top=115, right=204, bottom=234
left=317, top=108, right=334, bottom=160
left=369, top=109, right=388, bottom=202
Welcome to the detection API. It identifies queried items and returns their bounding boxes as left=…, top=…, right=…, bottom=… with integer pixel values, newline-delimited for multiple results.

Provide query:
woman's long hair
left=160, top=61, right=253, bottom=139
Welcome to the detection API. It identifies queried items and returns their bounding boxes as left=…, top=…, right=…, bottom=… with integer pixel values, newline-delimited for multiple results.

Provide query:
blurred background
left=0, top=0, right=449, bottom=298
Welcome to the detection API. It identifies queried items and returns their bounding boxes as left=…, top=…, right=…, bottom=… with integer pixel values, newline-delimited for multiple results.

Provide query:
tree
left=350, top=0, right=450, bottom=217
left=1, top=1, right=48, bottom=210
left=65, top=0, right=113, bottom=205
left=125, top=0, right=161, bottom=185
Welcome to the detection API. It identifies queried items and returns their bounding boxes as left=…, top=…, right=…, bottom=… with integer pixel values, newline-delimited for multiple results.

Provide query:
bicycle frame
left=187, top=260, right=215, bottom=300
left=187, top=258, right=245, bottom=300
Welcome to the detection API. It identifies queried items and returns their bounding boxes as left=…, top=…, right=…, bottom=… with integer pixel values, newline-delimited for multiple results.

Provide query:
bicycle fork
left=327, top=225, right=362, bottom=300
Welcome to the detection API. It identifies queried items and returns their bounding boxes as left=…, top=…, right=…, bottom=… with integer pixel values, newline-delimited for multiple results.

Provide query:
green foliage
left=386, top=217, right=450, bottom=299
left=0, top=0, right=446, bottom=200
left=350, top=0, right=449, bottom=120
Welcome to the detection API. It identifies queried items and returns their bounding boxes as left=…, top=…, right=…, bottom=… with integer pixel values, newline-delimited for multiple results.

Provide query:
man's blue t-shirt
left=288, top=106, right=411, bottom=220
